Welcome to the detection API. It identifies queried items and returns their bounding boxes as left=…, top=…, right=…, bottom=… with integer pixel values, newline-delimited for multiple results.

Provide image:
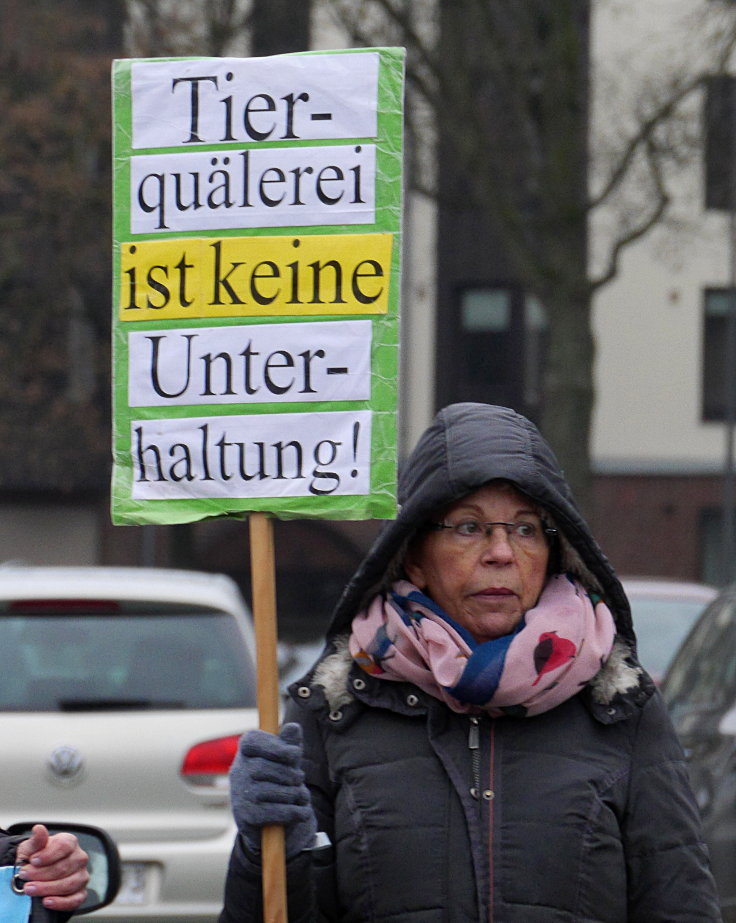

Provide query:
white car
left=0, top=565, right=259, bottom=922
left=622, top=577, right=718, bottom=684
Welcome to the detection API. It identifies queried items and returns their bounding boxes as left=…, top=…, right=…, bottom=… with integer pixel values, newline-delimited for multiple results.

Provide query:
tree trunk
left=541, top=286, right=595, bottom=518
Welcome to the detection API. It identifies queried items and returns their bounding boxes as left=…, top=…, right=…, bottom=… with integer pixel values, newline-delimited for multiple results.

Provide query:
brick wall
left=591, top=474, right=723, bottom=582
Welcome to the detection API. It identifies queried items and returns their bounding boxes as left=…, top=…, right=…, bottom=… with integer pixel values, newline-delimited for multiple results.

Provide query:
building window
left=703, top=287, right=736, bottom=421
left=523, top=295, right=547, bottom=411
left=444, top=285, right=547, bottom=420
left=251, top=0, right=310, bottom=56
left=704, top=76, right=736, bottom=210
left=700, top=506, right=731, bottom=586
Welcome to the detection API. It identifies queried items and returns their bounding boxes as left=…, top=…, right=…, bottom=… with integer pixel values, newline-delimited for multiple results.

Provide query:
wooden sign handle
left=249, top=512, right=288, bottom=923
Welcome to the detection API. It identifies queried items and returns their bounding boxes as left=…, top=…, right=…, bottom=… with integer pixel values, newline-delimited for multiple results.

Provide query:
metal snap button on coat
left=353, top=677, right=366, bottom=691
left=329, top=709, right=343, bottom=722
left=483, top=790, right=495, bottom=800
left=297, top=686, right=311, bottom=698
left=406, top=694, right=419, bottom=707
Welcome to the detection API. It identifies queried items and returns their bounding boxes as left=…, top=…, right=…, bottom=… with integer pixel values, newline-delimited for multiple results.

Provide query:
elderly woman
left=220, top=403, right=721, bottom=922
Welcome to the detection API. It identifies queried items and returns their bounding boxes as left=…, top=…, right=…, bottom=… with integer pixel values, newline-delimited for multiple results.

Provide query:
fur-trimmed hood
left=295, top=404, right=653, bottom=722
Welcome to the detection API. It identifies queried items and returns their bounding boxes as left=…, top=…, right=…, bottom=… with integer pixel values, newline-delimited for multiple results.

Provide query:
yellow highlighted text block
left=119, top=233, right=393, bottom=321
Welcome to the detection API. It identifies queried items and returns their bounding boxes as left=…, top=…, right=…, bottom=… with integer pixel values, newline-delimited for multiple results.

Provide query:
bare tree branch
left=591, top=137, right=671, bottom=290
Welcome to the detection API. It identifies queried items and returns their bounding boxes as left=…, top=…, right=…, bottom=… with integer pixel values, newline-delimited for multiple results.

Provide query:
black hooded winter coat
left=220, top=403, right=722, bottom=922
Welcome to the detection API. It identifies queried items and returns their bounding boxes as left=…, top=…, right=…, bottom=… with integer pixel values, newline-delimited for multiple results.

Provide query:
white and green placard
left=111, top=48, right=404, bottom=525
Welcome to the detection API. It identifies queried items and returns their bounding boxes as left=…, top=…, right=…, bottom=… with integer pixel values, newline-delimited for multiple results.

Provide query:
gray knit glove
left=229, top=722, right=317, bottom=859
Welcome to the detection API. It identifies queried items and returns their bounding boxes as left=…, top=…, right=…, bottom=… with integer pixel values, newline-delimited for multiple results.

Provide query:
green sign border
left=111, top=47, right=404, bottom=525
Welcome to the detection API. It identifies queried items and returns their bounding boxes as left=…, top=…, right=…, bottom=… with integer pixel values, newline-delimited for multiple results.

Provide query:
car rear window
left=663, top=595, right=736, bottom=715
left=0, top=606, right=257, bottom=711
left=628, top=595, right=712, bottom=678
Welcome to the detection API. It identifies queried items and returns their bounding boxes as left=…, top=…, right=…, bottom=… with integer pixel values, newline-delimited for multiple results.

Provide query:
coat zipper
left=468, top=715, right=494, bottom=923
left=487, top=723, right=495, bottom=923
left=469, top=715, right=481, bottom=799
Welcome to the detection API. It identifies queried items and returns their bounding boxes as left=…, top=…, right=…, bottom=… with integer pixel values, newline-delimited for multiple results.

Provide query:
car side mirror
left=7, top=823, right=121, bottom=915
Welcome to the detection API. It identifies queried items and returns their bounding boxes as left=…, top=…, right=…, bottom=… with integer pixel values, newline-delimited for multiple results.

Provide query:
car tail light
left=181, top=734, right=241, bottom=787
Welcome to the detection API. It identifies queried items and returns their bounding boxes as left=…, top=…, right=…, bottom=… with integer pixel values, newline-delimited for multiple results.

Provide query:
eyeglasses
left=428, top=520, right=557, bottom=547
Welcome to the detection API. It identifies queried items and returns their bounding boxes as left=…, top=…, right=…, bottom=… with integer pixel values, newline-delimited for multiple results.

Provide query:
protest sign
left=111, top=48, right=404, bottom=525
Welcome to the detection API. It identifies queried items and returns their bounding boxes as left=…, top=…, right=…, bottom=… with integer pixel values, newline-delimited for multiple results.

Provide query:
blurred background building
left=1, top=0, right=735, bottom=642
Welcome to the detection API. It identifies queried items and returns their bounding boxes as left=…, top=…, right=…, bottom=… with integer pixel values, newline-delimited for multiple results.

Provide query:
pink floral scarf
left=349, top=574, right=616, bottom=717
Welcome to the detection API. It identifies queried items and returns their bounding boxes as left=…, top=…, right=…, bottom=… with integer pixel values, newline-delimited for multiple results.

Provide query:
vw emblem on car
left=47, top=745, right=84, bottom=786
